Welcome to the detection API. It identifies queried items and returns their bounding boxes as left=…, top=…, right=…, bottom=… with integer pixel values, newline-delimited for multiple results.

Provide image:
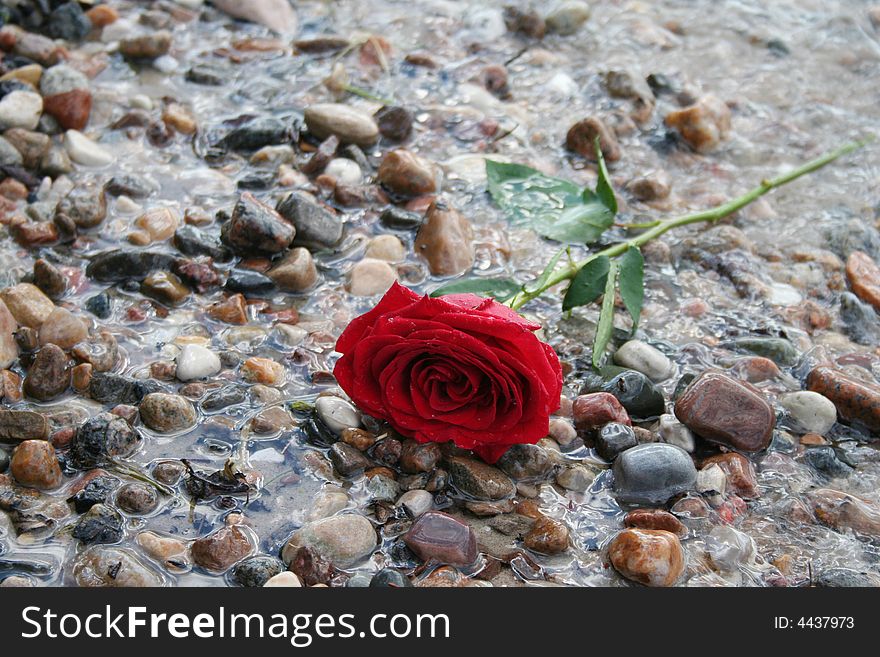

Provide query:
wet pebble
left=64, top=129, right=113, bottom=166
left=377, top=149, right=439, bottom=197
left=139, top=393, right=197, bottom=432
left=37, top=307, right=87, bottom=350
left=268, top=247, right=318, bottom=292
left=397, top=489, right=433, bottom=517
left=73, top=546, right=163, bottom=587
left=524, top=517, right=569, bottom=555
left=779, top=391, right=837, bottom=435
left=608, top=528, right=685, bottom=587
left=175, top=344, right=221, bottom=381
left=624, top=509, right=687, bottom=536
left=414, top=200, right=474, bottom=276
left=370, top=567, right=412, bottom=587
left=0, top=91, right=42, bottom=131
left=240, top=357, right=285, bottom=385
left=275, top=191, right=342, bottom=250
left=316, top=396, right=361, bottom=434
left=0, top=409, right=49, bottom=441
left=806, top=366, right=880, bottom=432
left=658, top=413, right=695, bottom=452
left=221, top=193, right=295, bottom=255
left=664, top=95, right=731, bottom=152
left=1, top=283, right=55, bottom=329
left=282, top=514, right=377, bottom=568
left=446, top=455, right=515, bottom=500
left=403, top=510, right=477, bottom=566
left=24, top=343, right=70, bottom=401
left=329, top=442, right=371, bottom=476
left=566, top=116, right=620, bottom=161
left=192, top=525, right=255, bottom=573
left=496, top=443, right=555, bottom=480
left=612, top=443, right=696, bottom=505
left=72, top=503, right=124, bottom=544
left=545, top=1, right=591, bottom=35
left=613, top=340, right=674, bottom=382
left=556, top=464, right=595, bottom=492
left=10, top=439, right=62, bottom=489
left=116, top=482, right=159, bottom=515
left=348, top=258, right=397, bottom=296
left=304, top=103, right=379, bottom=147
left=71, top=412, right=140, bottom=468
left=231, top=555, right=286, bottom=587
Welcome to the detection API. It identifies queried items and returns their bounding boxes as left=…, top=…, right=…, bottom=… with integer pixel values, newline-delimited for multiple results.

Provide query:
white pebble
left=175, top=344, right=221, bottom=381
left=348, top=258, right=397, bottom=296
left=130, top=94, right=154, bottom=110
left=316, top=396, right=361, bottom=434
left=0, top=91, right=43, bottom=131
left=658, top=413, right=695, bottom=452
left=706, top=526, right=757, bottom=572
left=263, top=572, right=302, bottom=587
left=779, top=391, right=837, bottom=435
left=396, top=489, right=433, bottom=517
left=613, top=340, right=674, bottom=382
left=64, top=130, right=114, bottom=167
left=152, top=55, right=179, bottom=73
left=324, top=158, right=362, bottom=186
left=696, top=463, right=726, bottom=499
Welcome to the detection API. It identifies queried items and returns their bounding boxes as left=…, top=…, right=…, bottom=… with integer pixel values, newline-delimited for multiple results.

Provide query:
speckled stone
left=403, top=511, right=478, bottom=566
left=608, top=528, right=685, bottom=587
left=806, top=366, right=880, bottom=432
left=674, top=371, right=774, bottom=451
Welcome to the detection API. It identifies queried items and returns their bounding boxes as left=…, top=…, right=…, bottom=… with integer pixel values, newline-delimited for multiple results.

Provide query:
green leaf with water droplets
left=618, top=245, right=644, bottom=330
left=592, top=260, right=618, bottom=369
left=562, top=255, right=611, bottom=311
left=485, top=160, right=615, bottom=244
left=430, top=277, right=521, bottom=302
left=594, top=136, right=617, bottom=215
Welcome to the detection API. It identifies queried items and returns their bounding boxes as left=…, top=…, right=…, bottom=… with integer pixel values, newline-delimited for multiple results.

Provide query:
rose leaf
left=524, top=247, right=567, bottom=294
left=593, top=136, right=618, bottom=214
left=430, top=277, right=522, bottom=302
left=618, top=245, right=644, bottom=330
left=562, top=255, right=611, bottom=311
left=592, top=259, right=618, bottom=369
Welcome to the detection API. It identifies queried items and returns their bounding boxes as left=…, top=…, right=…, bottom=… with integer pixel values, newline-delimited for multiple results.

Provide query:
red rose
left=333, top=283, right=563, bottom=463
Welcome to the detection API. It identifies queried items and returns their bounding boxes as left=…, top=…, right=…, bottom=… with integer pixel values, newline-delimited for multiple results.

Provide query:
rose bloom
left=333, top=283, right=563, bottom=463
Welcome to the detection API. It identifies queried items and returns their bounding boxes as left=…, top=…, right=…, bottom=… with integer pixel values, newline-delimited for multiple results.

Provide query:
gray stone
left=612, top=443, right=697, bottom=506
left=275, top=191, right=342, bottom=249
left=282, top=514, right=377, bottom=568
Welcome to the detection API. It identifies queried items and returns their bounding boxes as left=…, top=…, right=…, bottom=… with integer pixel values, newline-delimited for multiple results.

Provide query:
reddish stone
left=807, top=366, right=880, bottom=432
left=674, top=371, right=774, bottom=452
left=10, top=220, right=58, bottom=247
left=808, top=489, right=880, bottom=538
left=403, top=511, right=478, bottom=566
left=701, top=452, right=759, bottom=498
left=42, top=89, right=92, bottom=131
left=730, top=356, right=780, bottom=383
left=523, top=517, right=569, bottom=555
left=624, top=509, right=687, bottom=536
left=86, top=5, right=119, bottom=27
left=206, top=294, right=248, bottom=325
left=10, top=439, right=62, bottom=490
left=845, top=251, right=880, bottom=311
left=608, top=529, right=684, bottom=587
left=572, top=392, right=631, bottom=430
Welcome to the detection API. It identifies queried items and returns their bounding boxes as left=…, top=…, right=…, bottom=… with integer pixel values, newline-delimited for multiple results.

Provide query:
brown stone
left=0, top=370, right=22, bottom=402
left=565, top=116, right=621, bottom=161
left=808, top=488, right=880, bottom=538
left=674, top=371, right=774, bottom=451
left=33, top=259, right=67, bottom=299
left=414, top=200, right=474, bottom=277
left=86, top=5, right=119, bottom=27
left=845, top=251, right=880, bottom=312
left=241, top=357, right=285, bottom=385
left=446, top=455, right=515, bottom=500
left=523, top=517, right=569, bottom=555
left=403, top=511, right=478, bottom=566
left=572, top=392, right=631, bottom=430
left=38, top=307, right=88, bottom=350
left=141, top=271, right=189, bottom=306
left=10, top=219, right=58, bottom=247
left=191, top=526, right=255, bottom=572
left=10, top=440, right=62, bottom=490
left=341, top=428, right=377, bottom=451
left=623, top=509, right=687, bottom=536
left=42, top=89, right=91, bottom=131
left=207, top=294, right=248, bottom=324
left=0, top=409, right=49, bottom=442
left=399, top=439, right=442, bottom=473
left=377, top=149, right=438, bottom=197
left=664, top=95, right=731, bottom=152
left=0, top=299, right=18, bottom=369
left=24, top=344, right=69, bottom=401
left=701, top=452, right=759, bottom=498
left=0, top=283, right=55, bottom=329
left=807, top=366, right=880, bottom=432
left=267, top=247, right=317, bottom=292
left=608, top=528, right=685, bottom=587
left=134, top=207, right=179, bottom=242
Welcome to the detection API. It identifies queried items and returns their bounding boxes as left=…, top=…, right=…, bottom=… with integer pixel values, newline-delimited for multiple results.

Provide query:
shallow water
left=2, top=0, right=880, bottom=587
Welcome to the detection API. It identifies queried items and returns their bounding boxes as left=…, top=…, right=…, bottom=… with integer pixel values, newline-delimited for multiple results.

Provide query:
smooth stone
left=446, top=455, right=515, bottom=501
left=119, top=31, right=172, bottom=59
left=176, top=344, right=221, bottom=381
left=377, top=149, right=439, bottom=197
left=268, top=247, right=318, bottom=292
left=136, top=531, right=189, bottom=571
left=613, top=340, right=674, bottom=382
left=134, top=207, right=178, bottom=242
left=588, top=370, right=665, bottom=420
left=374, top=105, right=413, bottom=141
left=324, top=158, right=362, bottom=186
left=608, top=528, right=685, bottom=587
left=365, top=234, right=405, bottom=262
left=282, top=514, right=378, bottom=568
left=399, top=440, right=442, bottom=473
left=115, top=482, right=159, bottom=515
left=674, top=371, right=775, bottom=451
left=224, top=270, right=275, bottom=296
left=220, top=117, right=292, bottom=151
left=0, top=300, right=19, bottom=368
left=191, top=525, right=255, bottom=572
left=304, top=103, right=379, bottom=147
left=348, top=258, right=397, bottom=296
left=33, top=259, right=68, bottom=299
left=658, top=413, right=695, bottom=453
left=64, top=130, right=113, bottom=166
left=231, top=555, right=286, bottom=587
left=556, top=464, right=595, bottom=492
left=141, top=271, right=189, bottom=306
left=566, top=116, right=620, bottom=161
left=0, top=91, right=42, bottom=130
left=72, top=332, right=118, bottom=372
left=612, top=443, right=697, bottom=506
left=696, top=464, right=726, bottom=499
left=731, top=337, right=799, bottom=366
left=809, top=489, right=880, bottom=538
left=328, top=442, right=371, bottom=476
left=0, top=409, right=49, bottom=441
left=316, top=396, right=361, bottom=434
left=845, top=250, right=880, bottom=311
left=24, top=344, right=70, bottom=401
left=275, top=191, right=342, bottom=249
left=0, top=283, right=55, bottom=329
left=0, top=136, right=23, bottom=166
left=37, top=307, right=87, bottom=350
left=10, top=440, right=62, bottom=490
left=596, top=422, right=638, bottom=461
left=701, top=453, right=759, bottom=498
left=221, top=192, right=295, bottom=255
left=240, top=357, right=285, bottom=385
left=73, top=547, right=163, bottom=587
left=306, top=489, right=350, bottom=521
left=173, top=225, right=230, bottom=260
left=71, top=412, right=141, bottom=468
left=85, top=250, right=176, bottom=282
left=624, top=509, right=687, bottom=536
left=414, top=200, right=474, bottom=276
left=396, top=489, right=433, bottom=517
left=524, top=517, right=569, bottom=555
left=403, top=511, right=478, bottom=566
left=496, top=443, right=555, bottom=480
left=780, top=391, right=837, bottom=435
left=139, top=393, right=197, bottom=432
left=806, top=366, right=880, bottom=432
left=264, top=572, right=302, bottom=587
left=57, top=185, right=107, bottom=229
left=370, top=568, right=413, bottom=588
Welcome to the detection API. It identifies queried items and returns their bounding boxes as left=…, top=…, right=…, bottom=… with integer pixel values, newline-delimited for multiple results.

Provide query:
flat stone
left=608, top=528, right=685, bottom=586
left=446, top=455, right=515, bottom=500
left=0, top=409, right=49, bottom=442
left=0, top=284, right=55, bottom=329
left=674, top=371, right=774, bottom=451
left=807, top=366, right=880, bottom=432
left=304, top=103, right=379, bottom=147
left=86, top=250, right=176, bottom=282
left=414, top=199, right=474, bottom=276
left=191, top=525, right=255, bottom=572
left=612, top=443, right=697, bottom=506
left=139, top=393, right=197, bottom=432
left=282, top=514, right=377, bottom=568
left=275, top=191, right=342, bottom=249
left=73, top=547, right=163, bottom=587
left=403, top=510, right=478, bottom=565
left=613, top=340, right=674, bottom=382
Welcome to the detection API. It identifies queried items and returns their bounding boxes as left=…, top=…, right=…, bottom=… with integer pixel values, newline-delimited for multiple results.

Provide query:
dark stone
left=496, top=444, right=555, bottom=480
left=374, top=106, right=413, bottom=142
left=115, top=482, right=159, bottom=515
left=237, top=171, right=275, bottom=190
left=329, top=442, right=371, bottom=477
left=71, top=412, right=141, bottom=468
left=674, top=371, right=775, bottom=451
left=612, top=443, right=697, bottom=506
left=201, top=386, right=246, bottom=412
left=839, top=292, right=880, bottom=346
left=403, top=511, right=477, bottom=566
left=446, top=456, right=515, bottom=501
left=72, top=504, right=124, bottom=544
left=369, top=567, right=412, bottom=587
left=399, top=440, right=442, bottom=474
left=105, top=174, right=158, bottom=198
left=172, top=259, right=221, bottom=293
left=814, top=568, right=878, bottom=588
left=224, top=270, right=276, bottom=296
left=220, top=117, right=293, bottom=152
left=67, top=475, right=119, bottom=514
left=86, top=250, right=176, bottom=282
left=379, top=206, right=423, bottom=230
left=289, top=545, right=334, bottom=586
left=89, top=372, right=164, bottom=405
left=275, top=191, right=342, bottom=250
left=85, top=293, right=111, bottom=319
left=230, top=555, right=285, bottom=587
left=24, top=343, right=70, bottom=401
left=0, top=447, right=8, bottom=473
left=185, top=65, right=225, bottom=86
left=730, top=337, right=799, bottom=366
left=801, top=446, right=853, bottom=479
left=589, top=369, right=666, bottom=420
left=47, top=2, right=91, bottom=42
left=595, top=422, right=638, bottom=461
left=33, top=258, right=67, bottom=299
left=220, top=192, right=295, bottom=255
left=371, top=438, right=402, bottom=466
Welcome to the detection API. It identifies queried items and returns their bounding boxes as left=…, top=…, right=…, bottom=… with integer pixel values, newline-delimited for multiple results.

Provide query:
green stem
left=507, top=139, right=867, bottom=310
